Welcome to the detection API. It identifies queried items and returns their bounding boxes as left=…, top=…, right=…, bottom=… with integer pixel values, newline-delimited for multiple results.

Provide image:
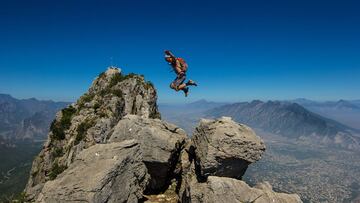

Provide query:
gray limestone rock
left=188, top=176, right=302, bottom=203
left=192, top=116, right=266, bottom=179
left=36, top=140, right=149, bottom=203
left=109, top=114, right=187, bottom=192
left=25, top=67, right=160, bottom=200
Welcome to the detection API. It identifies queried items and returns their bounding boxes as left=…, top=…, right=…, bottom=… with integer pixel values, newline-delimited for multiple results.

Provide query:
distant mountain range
left=159, top=100, right=227, bottom=134
left=0, top=94, right=69, bottom=199
left=0, top=94, right=70, bottom=142
left=292, top=98, right=360, bottom=129
left=205, top=100, right=360, bottom=150
left=293, top=98, right=360, bottom=110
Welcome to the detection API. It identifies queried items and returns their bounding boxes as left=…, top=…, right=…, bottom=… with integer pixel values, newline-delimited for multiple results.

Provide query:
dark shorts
left=171, top=73, right=186, bottom=88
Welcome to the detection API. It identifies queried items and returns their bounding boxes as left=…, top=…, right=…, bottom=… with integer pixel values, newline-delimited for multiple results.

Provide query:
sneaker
left=183, top=87, right=189, bottom=97
left=186, top=80, right=197, bottom=86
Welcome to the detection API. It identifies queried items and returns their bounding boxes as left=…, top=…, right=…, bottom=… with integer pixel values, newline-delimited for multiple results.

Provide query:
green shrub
left=49, top=162, right=67, bottom=180
left=125, top=73, right=136, bottom=79
left=98, top=111, right=108, bottom=118
left=109, top=72, right=139, bottom=88
left=31, top=170, right=38, bottom=177
left=99, top=87, right=123, bottom=98
left=145, top=81, right=154, bottom=90
left=51, top=147, right=64, bottom=158
left=82, top=93, right=93, bottom=103
left=109, top=73, right=123, bottom=87
left=50, top=106, right=76, bottom=140
left=75, top=119, right=96, bottom=145
left=78, top=93, right=94, bottom=109
left=99, top=88, right=111, bottom=97
left=50, top=120, right=65, bottom=140
left=61, top=106, right=76, bottom=127
left=98, top=72, right=106, bottom=79
left=112, top=89, right=123, bottom=97
left=93, top=102, right=101, bottom=111
left=2, top=192, right=27, bottom=203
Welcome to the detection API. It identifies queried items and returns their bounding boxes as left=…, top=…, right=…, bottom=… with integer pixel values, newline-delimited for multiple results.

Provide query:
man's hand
left=164, top=50, right=175, bottom=58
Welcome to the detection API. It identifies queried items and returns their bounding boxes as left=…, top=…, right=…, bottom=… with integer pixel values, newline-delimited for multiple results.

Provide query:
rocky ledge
left=24, top=67, right=302, bottom=203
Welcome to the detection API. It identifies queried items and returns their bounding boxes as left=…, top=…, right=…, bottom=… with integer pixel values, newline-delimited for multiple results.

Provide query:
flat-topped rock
left=189, top=176, right=302, bottom=203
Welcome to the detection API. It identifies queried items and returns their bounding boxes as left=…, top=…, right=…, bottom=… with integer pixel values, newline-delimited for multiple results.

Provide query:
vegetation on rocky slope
left=49, top=106, right=76, bottom=140
left=25, top=68, right=161, bottom=201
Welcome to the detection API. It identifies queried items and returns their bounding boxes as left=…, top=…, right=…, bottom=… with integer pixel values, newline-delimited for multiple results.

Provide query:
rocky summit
left=25, top=67, right=302, bottom=203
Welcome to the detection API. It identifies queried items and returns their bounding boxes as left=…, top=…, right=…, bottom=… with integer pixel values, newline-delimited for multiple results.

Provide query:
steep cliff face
left=25, top=67, right=161, bottom=200
left=25, top=67, right=301, bottom=203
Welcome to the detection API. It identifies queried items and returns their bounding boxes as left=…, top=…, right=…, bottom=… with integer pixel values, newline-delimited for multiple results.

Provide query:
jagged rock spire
left=25, top=67, right=160, bottom=200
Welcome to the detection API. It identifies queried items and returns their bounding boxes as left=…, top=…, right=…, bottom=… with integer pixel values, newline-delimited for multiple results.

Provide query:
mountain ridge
left=293, top=98, right=360, bottom=129
left=0, top=94, right=70, bottom=142
left=206, top=100, right=360, bottom=150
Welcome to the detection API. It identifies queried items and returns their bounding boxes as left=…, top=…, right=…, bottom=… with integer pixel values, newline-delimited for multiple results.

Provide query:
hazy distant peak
left=206, top=99, right=360, bottom=150
left=189, top=99, right=209, bottom=104
left=250, top=100, right=263, bottom=105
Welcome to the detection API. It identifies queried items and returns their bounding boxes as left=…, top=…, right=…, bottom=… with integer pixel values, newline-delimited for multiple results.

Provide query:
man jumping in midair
left=164, top=50, right=197, bottom=97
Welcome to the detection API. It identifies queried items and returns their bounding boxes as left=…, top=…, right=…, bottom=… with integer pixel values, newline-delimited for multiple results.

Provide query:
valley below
left=0, top=98, right=359, bottom=202
left=244, top=130, right=360, bottom=203
left=0, top=141, right=42, bottom=200
left=159, top=100, right=360, bottom=202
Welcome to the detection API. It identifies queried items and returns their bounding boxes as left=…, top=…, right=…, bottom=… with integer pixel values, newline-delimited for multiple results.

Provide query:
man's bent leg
left=173, top=74, right=186, bottom=90
left=171, top=83, right=183, bottom=91
left=177, top=83, right=187, bottom=90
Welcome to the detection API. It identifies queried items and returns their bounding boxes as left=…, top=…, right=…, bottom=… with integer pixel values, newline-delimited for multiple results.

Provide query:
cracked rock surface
left=192, top=116, right=266, bottom=179
left=109, top=114, right=187, bottom=192
left=189, top=176, right=302, bottom=203
left=36, top=140, right=149, bottom=203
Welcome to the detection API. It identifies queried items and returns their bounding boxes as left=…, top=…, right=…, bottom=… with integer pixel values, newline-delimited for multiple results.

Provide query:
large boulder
left=188, top=176, right=302, bottom=203
left=36, top=140, right=149, bottom=203
left=109, top=114, right=187, bottom=192
left=192, top=117, right=266, bottom=179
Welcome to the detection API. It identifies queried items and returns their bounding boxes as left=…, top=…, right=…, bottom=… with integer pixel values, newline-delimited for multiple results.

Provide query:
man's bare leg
left=171, top=81, right=190, bottom=97
left=176, top=84, right=189, bottom=97
left=177, top=83, right=187, bottom=90
left=170, top=83, right=179, bottom=91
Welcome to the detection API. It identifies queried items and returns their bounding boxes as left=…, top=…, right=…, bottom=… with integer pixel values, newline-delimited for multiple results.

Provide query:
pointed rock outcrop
left=25, top=67, right=161, bottom=200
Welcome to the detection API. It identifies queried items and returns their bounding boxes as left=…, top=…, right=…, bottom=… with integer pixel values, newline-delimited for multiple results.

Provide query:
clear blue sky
left=0, top=0, right=359, bottom=103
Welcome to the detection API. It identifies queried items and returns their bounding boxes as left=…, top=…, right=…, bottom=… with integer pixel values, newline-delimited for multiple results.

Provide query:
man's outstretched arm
left=165, top=50, right=176, bottom=59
